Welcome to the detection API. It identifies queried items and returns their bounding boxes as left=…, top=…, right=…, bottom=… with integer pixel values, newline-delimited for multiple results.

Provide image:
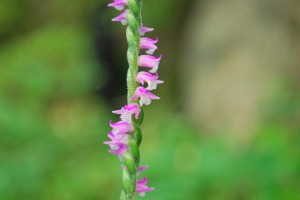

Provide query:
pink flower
left=136, top=177, right=155, bottom=197
left=109, top=120, right=134, bottom=134
left=132, top=87, right=160, bottom=106
left=136, top=72, right=164, bottom=90
left=140, top=37, right=158, bottom=55
left=112, top=10, right=127, bottom=25
left=104, top=132, right=128, bottom=156
left=138, top=165, right=149, bottom=174
left=140, top=24, right=154, bottom=35
left=138, top=54, right=162, bottom=73
left=112, top=103, right=141, bottom=122
left=108, top=0, right=128, bottom=10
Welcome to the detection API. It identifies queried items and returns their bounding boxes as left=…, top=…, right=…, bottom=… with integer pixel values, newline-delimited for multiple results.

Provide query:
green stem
left=126, top=0, right=142, bottom=103
left=121, top=0, right=143, bottom=199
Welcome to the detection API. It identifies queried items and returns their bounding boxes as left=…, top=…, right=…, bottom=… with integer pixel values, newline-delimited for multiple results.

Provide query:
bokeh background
left=1, top=0, right=300, bottom=199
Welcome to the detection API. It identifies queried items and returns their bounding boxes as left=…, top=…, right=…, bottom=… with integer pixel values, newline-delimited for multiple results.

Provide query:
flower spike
left=106, top=0, right=162, bottom=198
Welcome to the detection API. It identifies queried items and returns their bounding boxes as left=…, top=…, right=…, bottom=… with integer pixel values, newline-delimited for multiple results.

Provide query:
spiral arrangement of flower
left=104, top=0, right=163, bottom=199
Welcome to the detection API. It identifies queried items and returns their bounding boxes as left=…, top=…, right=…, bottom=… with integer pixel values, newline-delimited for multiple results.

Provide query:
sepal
left=128, top=135, right=140, bottom=163
left=132, top=108, right=143, bottom=125
left=122, top=165, right=134, bottom=196
left=132, top=123, right=142, bottom=146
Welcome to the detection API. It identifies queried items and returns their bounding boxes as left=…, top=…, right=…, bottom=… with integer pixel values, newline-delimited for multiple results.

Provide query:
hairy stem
left=126, top=0, right=142, bottom=103
left=121, top=0, right=143, bottom=199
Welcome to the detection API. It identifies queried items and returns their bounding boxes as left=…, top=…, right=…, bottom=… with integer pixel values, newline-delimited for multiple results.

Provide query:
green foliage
left=0, top=23, right=115, bottom=199
left=141, top=115, right=300, bottom=200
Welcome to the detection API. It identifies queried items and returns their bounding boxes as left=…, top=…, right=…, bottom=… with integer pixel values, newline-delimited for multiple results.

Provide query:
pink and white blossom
left=108, top=0, right=128, bottom=10
left=112, top=103, right=141, bottom=122
left=140, top=37, right=158, bottom=54
left=136, top=72, right=164, bottom=90
left=109, top=120, right=134, bottom=134
left=132, top=87, right=160, bottom=106
left=138, top=54, right=162, bottom=73
left=104, top=132, right=128, bottom=156
left=136, top=177, right=155, bottom=197
left=112, top=10, right=127, bottom=25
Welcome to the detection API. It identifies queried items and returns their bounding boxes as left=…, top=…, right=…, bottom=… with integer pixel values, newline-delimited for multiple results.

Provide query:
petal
left=112, top=10, right=128, bottom=25
left=140, top=24, right=154, bottom=35
left=138, top=165, right=149, bottom=172
left=140, top=95, right=152, bottom=106
left=138, top=55, right=162, bottom=69
left=140, top=37, right=158, bottom=54
left=137, top=177, right=148, bottom=185
left=108, top=0, right=127, bottom=10
left=109, top=120, right=134, bottom=134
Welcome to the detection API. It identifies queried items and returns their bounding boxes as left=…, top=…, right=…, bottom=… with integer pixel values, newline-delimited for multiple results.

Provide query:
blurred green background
left=1, top=0, right=300, bottom=199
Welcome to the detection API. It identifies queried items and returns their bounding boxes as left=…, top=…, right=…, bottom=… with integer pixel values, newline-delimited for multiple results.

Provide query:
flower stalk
left=105, top=0, right=163, bottom=199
